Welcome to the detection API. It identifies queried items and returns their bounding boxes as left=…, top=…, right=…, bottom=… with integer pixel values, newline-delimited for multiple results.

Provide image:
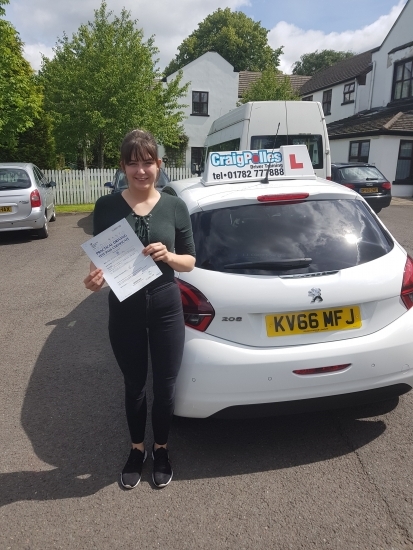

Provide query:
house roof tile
left=327, top=102, right=413, bottom=138
left=238, top=72, right=311, bottom=98
left=300, top=49, right=378, bottom=96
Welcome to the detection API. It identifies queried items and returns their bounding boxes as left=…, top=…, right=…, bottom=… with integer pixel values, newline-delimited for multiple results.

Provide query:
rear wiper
left=224, top=258, right=312, bottom=269
left=365, top=178, right=379, bottom=181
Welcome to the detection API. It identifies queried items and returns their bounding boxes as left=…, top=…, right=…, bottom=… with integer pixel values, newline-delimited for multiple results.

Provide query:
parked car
left=0, top=163, right=56, bottom=238
left=331, top=162, right=392, bottom=214
left=104, top=167, right=170, bottom=193
left=165, top=145, right=413, bottom=418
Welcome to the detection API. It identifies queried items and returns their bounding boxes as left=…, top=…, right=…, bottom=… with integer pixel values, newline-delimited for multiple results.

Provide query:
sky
left=4, top=0, right=408, bottom=73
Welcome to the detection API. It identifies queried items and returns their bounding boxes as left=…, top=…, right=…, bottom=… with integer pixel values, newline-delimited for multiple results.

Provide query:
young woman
left=84, top=129, right=195, bottom=489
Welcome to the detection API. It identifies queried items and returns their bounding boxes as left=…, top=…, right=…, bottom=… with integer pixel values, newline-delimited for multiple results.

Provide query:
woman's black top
left=93, top=192, right=195, bottom=291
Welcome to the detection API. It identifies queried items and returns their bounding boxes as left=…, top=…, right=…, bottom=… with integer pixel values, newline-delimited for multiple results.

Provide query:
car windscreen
left=251, top=135, right=323, bottom=169
left=191, top=199, right=393, bottom=276
left=338, top=166, right=387, bottom=183
left=0, top=168, right=31, bottom=190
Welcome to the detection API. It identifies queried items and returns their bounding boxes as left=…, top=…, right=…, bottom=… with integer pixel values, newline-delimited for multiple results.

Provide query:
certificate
left=82, top=218, right=162, bottom=301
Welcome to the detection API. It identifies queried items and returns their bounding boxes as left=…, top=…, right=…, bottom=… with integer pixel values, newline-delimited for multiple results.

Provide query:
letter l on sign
left=289, top=154, right=304, bottom=169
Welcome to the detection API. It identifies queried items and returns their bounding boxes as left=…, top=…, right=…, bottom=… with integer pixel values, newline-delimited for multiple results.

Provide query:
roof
left=300, top=50, right=378, bottom=96
left=327, top=102, right=413, bottom=139
left=238, top=72, right=311, bottom=98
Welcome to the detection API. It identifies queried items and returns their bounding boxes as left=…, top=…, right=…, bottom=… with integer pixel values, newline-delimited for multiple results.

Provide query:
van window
left=191, top=199, right=393, bottom=276
left=207, top=138, right=241, bottom=153
left=251, top=135, right=323, bottom=169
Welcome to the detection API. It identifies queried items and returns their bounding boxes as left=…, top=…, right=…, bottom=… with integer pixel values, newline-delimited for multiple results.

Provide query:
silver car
left=0, top=163, right=56, bottom=238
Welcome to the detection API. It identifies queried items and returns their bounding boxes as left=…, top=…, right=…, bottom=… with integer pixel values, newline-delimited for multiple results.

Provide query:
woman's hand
left=84, top=264, right=105, bottom=292
left=143, top=243, right=195, bottom=272
left=143, top=242, right=170, bottom=263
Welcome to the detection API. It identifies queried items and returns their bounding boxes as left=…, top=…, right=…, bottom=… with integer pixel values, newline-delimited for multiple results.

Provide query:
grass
left=56, top=204, right=94, bottom=213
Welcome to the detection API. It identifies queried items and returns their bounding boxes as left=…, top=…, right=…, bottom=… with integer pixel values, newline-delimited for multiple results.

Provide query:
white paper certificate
left=81, top=218, right=162, bottom=302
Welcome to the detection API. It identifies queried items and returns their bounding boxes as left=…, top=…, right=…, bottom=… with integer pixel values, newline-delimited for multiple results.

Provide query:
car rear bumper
left=174, top=308, right=413, bottom=418
left=363, top=194, right=392, bottom=210
left=0, top=208, right=45, bottom=232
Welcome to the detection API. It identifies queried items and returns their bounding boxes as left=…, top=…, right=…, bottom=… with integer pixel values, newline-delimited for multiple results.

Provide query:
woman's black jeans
left=108, top=280, right=185, bottom=445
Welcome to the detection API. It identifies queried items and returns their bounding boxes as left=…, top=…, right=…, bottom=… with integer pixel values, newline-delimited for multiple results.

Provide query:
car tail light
left=257, top=193, right=309, bottom=202
left=293, top=364, right=351, bottom=375
left=382, top=182, right=391, bottom=190
left=30, top=189, right=42, bottom=207
left=342, top=183, right=355, bottom=189
left=326, top=176, right=332, bottom=180
left=401, top=255, right=413, bottom=309
left=177, top=279, right=215, bottom=332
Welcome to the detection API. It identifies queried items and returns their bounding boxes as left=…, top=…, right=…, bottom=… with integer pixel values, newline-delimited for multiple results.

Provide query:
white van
left=203, top=101, right=331, bottom=179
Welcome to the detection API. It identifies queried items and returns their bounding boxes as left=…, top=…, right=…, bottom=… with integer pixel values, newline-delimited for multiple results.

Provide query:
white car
left=165, top=145, right=413, bottom=418
left=0, top=162, right=56, bottom=238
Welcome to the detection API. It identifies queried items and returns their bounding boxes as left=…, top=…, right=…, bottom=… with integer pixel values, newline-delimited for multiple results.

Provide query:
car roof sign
left=201, top=145, right=316, bottom=186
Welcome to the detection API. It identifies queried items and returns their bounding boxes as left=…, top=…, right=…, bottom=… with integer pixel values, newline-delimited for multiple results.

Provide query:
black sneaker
left=152, top=446, right=173, bottom=488
left=120, top=448, right=147, bottom=489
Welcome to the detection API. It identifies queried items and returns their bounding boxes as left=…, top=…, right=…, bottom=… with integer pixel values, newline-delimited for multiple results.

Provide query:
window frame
left=342, top=82, right=355, bottom=104
left=322, top=89, right=332, bottom=115
left=394, top=140, right=413, bottom=184
left=191, top=91, right=209, bottom=116
left=191, top=147, right=204, bottom=171
left=302, top=95, right=313, bottom=101
left=348, top=140, right=370, bottom=163
left=392, top=57, right=413, bottom=101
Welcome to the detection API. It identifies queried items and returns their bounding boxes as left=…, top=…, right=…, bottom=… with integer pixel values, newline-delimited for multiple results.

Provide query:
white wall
left=165, top=52, right=239, bottom=169
left=371, top=0, right=413, bottom=107
left=308, top=79, right=370, bottom=123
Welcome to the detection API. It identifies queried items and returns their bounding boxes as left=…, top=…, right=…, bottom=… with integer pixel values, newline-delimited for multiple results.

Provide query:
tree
left=164, top=8, right=282, bottom=76
left=239, top=67, right=300, bottom=104
left=0, top=111, right=56, bottom=168
left=0, top=0, right=43, bottom=148
left=39, top=1, right=188, bottom=168
left=292, top=50, right=354, bottom=76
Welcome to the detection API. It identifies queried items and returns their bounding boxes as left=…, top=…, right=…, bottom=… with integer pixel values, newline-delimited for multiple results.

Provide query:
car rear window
left=338, top=166, right=386, bottom=183
left=191, top=199, right=393, bottom=276
left=0, top=168, right=31, bottom=189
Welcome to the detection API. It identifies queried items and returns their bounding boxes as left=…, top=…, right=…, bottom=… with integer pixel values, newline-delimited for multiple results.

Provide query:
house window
left=395, top=140, right=413, bottom=184
left=392, top=58, right=413, bottom=101
left=191, top=147, right=204, bottom=171
left=302, top=95, right=313, bottom=101
left=343, top=82, right=355, bottom=104
left=349, top=140, right=370, bottom=163
left=192, top=91, right=209, bottom=115
left=322, top=90, right=332, bottom=115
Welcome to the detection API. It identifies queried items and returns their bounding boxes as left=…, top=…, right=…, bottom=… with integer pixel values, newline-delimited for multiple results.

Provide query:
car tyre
left=36, top=214, right=49, bottom=239
left=50, top=207, right=56, bottom=222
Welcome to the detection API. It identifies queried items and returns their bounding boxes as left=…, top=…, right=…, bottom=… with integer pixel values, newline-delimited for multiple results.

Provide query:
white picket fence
left=43, top=166, right=193, bottom=205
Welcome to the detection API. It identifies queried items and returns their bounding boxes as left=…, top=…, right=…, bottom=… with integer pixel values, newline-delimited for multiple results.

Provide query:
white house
left=162, top=52, right=239, bottom=172
left=299, top=0, right=413, bottom=196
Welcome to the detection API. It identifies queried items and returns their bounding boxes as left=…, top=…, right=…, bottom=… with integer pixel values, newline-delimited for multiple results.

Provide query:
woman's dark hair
left=120, top=129, right=159, bottom=165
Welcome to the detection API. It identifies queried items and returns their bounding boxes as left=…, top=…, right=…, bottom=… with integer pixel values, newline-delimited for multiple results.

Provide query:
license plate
left=265, top=306, right=362, bottom=337
left=0, top=206, right=12, bottom=213
left=360, top=187, right=378, bottom=194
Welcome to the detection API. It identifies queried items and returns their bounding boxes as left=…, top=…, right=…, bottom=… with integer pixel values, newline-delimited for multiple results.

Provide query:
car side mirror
left=104, top=182, right=114, bottom=189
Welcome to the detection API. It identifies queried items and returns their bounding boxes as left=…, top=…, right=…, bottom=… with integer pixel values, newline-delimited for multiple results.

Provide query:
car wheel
left=36, top=214, right=49, bottom=239
left=50, top=207, right=56, bottom=222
